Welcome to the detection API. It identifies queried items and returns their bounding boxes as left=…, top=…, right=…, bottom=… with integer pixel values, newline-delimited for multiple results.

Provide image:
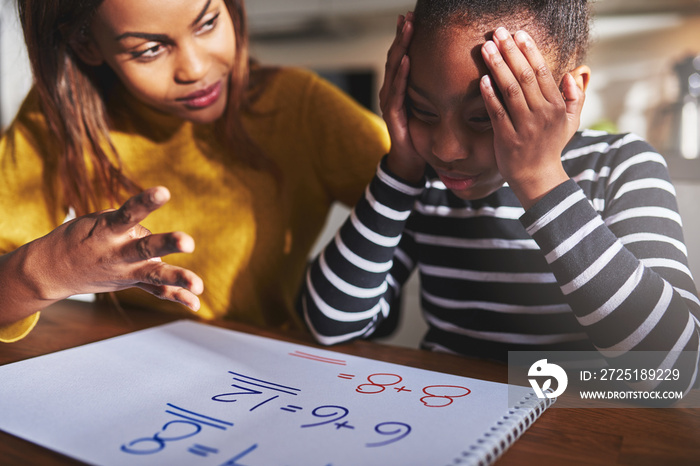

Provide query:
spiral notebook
left=0, top=321, right=554, bottom=465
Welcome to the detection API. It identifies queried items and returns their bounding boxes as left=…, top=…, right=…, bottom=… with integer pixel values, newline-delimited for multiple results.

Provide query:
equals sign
left=338, top=373, right=355, bottom=380
left=280, top=405, right=303, bottom=413
left=189, top=444, right=219, bottom=457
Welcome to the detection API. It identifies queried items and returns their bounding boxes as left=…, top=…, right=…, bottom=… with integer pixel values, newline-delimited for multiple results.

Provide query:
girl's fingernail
left=494, top=27, right=509, bottom=41
left=483, top=41, right=498, bottom=56
left=481, top=75, right=492, bottom=89
left=515, top=30, right=530, bottom=46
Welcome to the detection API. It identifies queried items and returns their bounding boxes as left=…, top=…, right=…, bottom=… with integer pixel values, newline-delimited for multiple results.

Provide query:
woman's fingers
left=137, top=281, right=203, bottom=312
left=136, top=257, right=203, bottom=293
left=106, top=186, right=170, bottom=234
left=105, top=187, right=203, bottom=306
left=125, top=231, right=195, bottom=263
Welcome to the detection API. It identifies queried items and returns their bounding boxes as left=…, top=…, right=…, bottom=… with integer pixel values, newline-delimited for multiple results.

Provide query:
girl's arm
left=302, top=13, right=425, bottom=344
left=522, top=134, right=700, bottom=394
left=302, top=158, right=422, bottom=344
left=483, top=29, right=700, bottom=395
left=0, top=187, right=203, bottom=338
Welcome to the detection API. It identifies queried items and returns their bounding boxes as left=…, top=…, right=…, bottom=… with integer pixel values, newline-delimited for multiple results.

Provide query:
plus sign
left=393, top=386, right=411, bottom=393
left=335, top=421, right=355, bottom=430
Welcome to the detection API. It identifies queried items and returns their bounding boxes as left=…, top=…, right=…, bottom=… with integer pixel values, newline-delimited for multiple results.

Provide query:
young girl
left=302, top=0, right=700, bottom=394
left=0, top=0, right=389, bottom=342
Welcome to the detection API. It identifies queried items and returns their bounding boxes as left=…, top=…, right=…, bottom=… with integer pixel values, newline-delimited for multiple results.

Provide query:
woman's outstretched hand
left=0, top=186, right=203, bottom=327
left=380, top=12, right=426, bottom=183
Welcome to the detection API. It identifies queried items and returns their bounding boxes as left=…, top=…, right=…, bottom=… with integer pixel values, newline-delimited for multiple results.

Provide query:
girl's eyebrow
left=114, top=0, right=213, bottom=42
left=408, top=79, right=483, bottom=106
left=407, top=80, right=431, bottom=100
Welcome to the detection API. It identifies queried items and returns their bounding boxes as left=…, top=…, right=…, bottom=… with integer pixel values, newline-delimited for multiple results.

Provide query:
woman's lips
left=438, top=172, right=479, bottom=191
left=178, top=81, right=222, bottom=109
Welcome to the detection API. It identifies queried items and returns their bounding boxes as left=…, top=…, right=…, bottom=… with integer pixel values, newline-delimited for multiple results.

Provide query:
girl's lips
left=437, top=172, right=479, bottom=191
left=178, top=81, right=222, bottom=109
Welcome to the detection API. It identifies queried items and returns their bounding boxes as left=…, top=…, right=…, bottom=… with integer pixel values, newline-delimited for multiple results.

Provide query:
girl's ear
left=569, top=65, right=591, bottom=93
left=70, top=35, right=104, bottom=67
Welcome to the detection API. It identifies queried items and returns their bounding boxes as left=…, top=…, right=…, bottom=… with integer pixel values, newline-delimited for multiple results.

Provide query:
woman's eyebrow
left=191, top=0, right=213, bottom=27
left=114, top=31, right=168, bottom=42
left=113, top=0, right=213, bottom=42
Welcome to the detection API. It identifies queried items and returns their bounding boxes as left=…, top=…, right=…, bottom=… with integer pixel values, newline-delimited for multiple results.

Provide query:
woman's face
left=85, top=0, right=236, bottom=124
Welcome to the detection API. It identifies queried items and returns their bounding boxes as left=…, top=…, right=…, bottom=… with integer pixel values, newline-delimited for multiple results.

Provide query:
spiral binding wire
left=449, top=389, right=556, bottom=466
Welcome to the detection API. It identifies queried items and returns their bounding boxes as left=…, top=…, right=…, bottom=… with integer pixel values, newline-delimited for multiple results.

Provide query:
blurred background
left=1, top=0, right=699, bottom=347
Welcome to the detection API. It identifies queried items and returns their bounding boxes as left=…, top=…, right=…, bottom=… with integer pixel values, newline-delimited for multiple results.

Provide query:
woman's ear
left=569, top=65, right=591, bottom=93
left=70, top=35, right=104, bottom=67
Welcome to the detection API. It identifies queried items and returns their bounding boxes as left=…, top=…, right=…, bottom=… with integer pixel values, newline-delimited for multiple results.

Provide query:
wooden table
left=1, top=300, right=699, bottom=465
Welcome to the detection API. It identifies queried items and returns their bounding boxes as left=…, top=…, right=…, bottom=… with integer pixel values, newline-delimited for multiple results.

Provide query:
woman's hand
left=27, top=186, right=203, bottom=311
left=480, top=27, right=585, bottom=209
left=379, top=12, right=426, bottom=183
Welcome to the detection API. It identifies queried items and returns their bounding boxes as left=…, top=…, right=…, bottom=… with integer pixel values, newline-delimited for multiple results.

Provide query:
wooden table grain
left=1, top=300, right=699, bottom=465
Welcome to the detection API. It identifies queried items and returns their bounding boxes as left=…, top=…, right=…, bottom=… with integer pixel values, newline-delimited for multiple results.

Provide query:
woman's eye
left=131, top=43, right=164, bottom=60
left=197, top=13, right=220, bottom=34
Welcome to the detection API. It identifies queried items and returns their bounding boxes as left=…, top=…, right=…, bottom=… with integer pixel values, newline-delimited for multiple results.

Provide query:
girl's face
left=406, top=26, right=557, bottom=200
left=84, top=0, right=236, bottom=124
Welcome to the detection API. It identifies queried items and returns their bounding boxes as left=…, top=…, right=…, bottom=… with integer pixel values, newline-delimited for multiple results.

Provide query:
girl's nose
left=174, top=42, right=209, bottom=84
left=431, top=123, right=468, bottom=163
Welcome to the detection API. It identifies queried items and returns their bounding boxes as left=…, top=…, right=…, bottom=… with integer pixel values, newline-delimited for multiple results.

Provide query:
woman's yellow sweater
left=0, top=67, right=390, bottom=341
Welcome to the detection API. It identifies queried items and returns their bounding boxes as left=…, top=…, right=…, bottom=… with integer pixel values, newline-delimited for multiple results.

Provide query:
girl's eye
left=197, top=13, right=220, bottom=35
left=469, top=116, right=491, bottom=124
left=468, top=115, right=493, bottom=132
left=131, top=43, right=164, bottom=61
left=405, top=98, right=437, bottom=122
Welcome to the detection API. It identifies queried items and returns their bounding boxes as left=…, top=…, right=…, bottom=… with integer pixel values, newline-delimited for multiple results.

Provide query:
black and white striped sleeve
left=521, top=135, right=700, bottom=394
left=301, top=156, right=424, bottom=345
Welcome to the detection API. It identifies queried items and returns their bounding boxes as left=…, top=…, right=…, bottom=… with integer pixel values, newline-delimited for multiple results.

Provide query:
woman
left=0, top=0, right=390, bottom=341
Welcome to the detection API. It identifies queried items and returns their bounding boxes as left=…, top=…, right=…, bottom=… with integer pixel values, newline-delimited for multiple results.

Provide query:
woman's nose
left=174, top=42, right=209, bottom=84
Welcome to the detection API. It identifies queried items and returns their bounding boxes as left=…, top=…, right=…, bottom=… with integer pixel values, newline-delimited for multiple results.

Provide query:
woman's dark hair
left=16, top=0, right=270, bottom=216
left=413, top=0, right=590, bottom=76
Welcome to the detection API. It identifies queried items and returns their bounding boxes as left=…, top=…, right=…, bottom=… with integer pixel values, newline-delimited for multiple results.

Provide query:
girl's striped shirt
left=302, top=131, right=700, bottom=394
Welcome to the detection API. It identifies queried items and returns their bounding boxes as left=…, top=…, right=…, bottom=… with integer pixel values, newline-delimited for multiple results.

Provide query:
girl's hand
left=379, top=12, right=425, bottom=183
left=480, top=28, right=585, bottom=209
left=34, top=186, right=203, bottom=311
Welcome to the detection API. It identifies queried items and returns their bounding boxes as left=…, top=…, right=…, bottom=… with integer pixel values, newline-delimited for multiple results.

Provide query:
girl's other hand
left=35, top=186, right=203, bottom=311
left=380, top=12, right=425, bottom=183
left=480, top=28, right=585, bottom=209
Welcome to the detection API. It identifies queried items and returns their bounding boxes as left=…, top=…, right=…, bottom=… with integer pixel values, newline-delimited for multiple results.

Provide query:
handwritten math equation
left=119, top=358, right=471, bottom=464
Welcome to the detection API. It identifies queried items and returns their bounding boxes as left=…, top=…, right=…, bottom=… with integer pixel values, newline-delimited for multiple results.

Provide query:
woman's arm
left=0, top=187, right=204, bottom=339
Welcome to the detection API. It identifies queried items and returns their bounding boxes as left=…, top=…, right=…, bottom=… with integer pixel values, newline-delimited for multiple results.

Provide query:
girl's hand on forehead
left=380, top=12, right=426, bottom=183
left=37, top=187, right=204, bottom=311
left=480, top=27, right=584, bottom=209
